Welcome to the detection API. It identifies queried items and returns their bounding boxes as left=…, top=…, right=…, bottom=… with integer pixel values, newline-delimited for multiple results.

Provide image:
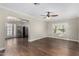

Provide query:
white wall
left=28, top=20, right=48, bottom=42
left=47, top=18, right=79, bottom=42
left=68, top=19, right=78, bottom=41
left=78, top=19, right=79, bottom=41
left=0, top=13, right=6, bottom=50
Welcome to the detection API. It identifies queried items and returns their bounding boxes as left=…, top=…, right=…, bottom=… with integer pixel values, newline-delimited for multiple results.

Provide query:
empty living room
left=0, top=3, right=79, bottom=56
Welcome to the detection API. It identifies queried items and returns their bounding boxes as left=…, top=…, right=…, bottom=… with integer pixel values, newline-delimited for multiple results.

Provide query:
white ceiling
left=0, top=3, right=79, bottom=20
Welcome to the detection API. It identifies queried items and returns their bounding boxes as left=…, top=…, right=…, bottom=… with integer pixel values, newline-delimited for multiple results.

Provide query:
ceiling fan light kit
left=41, top=11, right=58, bottom=19
left=46, top=17, right=51, bottom=19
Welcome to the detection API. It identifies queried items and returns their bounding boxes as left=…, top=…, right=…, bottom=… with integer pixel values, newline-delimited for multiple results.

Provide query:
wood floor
left=1, top=37, right=79, bottom=56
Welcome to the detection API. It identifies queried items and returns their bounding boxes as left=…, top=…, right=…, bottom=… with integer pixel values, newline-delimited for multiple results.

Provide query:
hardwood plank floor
left=1, top=37, right=79, bottom=56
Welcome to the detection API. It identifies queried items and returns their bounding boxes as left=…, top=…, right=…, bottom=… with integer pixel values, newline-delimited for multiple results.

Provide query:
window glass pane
left=53, top=23, right=68, bottom=36
left=6, top=23, right=12, bottom=36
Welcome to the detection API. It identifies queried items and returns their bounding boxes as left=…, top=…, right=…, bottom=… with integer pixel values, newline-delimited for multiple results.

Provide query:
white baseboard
left=28, top=36, right=79, bottom=43
left=28, top=37, right=47, bottom=42
left=28, top=38, right=38, bottom=42
left=48, top=36, right=79, bottom=43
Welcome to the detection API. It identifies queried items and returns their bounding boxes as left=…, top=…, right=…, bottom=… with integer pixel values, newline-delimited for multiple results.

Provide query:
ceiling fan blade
left=51, top=15, right=58, bottom=17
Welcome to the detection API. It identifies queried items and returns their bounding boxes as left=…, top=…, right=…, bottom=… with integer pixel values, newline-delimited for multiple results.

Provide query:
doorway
left=16, top=25, right=28, bottom=38
left=23, top=26, right=28, bottom=38
left=6, top=23, right=16, bottom=39
left=6, top=23, right=28, bottom=39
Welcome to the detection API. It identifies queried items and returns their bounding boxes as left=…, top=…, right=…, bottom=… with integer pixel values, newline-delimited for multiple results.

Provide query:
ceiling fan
left=41, top=11, right=58, bottom=19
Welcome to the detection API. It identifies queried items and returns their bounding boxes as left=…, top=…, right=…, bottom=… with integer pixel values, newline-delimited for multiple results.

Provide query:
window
left=53, top=23, right=68, bottom=36
left=6, top=23, right=13, bottom=36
